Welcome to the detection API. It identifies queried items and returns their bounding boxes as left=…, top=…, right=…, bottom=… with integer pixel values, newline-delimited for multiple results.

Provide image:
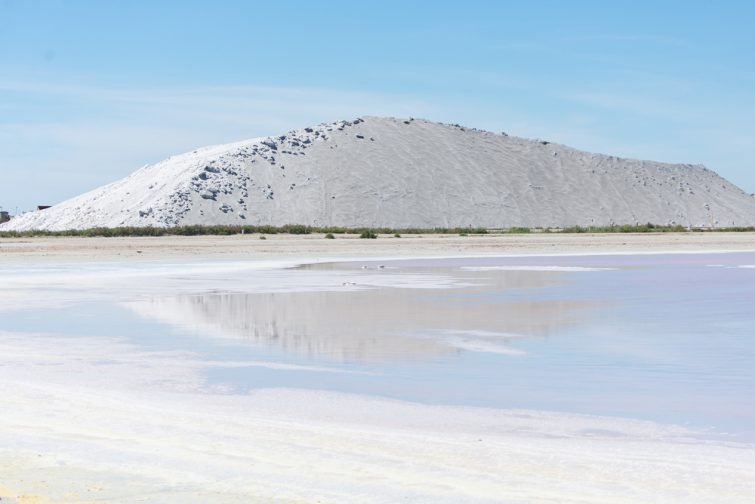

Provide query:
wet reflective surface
left=3, top=252, right=754, bottom=438
left=125, top=267, right=594, bottom=361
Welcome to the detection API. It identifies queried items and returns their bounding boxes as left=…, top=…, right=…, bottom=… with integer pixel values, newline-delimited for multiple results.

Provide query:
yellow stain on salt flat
left=0, top=483, right=47, bottom=504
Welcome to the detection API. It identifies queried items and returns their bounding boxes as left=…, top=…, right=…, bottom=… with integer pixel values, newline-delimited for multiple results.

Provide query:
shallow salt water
left=2, top=252, right=754, bottom=440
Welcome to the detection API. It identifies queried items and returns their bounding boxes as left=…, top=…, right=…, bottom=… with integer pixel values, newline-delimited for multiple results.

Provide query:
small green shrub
left=280, top=224, right=311, bottom=235
left=558, top=223, right=689, bottom=234
left=360, top=230, right=378, bottom=239
left=507, top=227, right=531, bottom=234
left=324, top=233, right=335, bottom=239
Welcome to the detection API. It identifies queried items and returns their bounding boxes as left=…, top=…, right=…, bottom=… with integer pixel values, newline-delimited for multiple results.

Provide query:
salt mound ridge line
left=4, top=116, right=755, bottom=231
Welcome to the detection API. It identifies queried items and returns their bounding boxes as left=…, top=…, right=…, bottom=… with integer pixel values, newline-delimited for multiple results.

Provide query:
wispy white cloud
left=0, top=81, right=437, bottom=166
left=494, top=33, right=689, bottom=55
left=562, top=33, right=690, bottom=47
left=567, top=91, right=699, bottom=121
left=0, top=80, right=433, bottom=123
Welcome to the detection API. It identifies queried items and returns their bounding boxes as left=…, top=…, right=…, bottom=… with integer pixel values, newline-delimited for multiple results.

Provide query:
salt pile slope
left=5, top=117, right=755, bottom=230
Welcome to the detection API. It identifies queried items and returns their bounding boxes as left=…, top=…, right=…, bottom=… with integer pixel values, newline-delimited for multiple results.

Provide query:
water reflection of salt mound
left=126, top=283, right=594, bottom=362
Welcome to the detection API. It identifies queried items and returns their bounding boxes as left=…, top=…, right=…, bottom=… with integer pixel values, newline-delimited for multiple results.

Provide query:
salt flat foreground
left=1, top=233, right=755, bottom=503
left=2, top=335, right=754, bottom=503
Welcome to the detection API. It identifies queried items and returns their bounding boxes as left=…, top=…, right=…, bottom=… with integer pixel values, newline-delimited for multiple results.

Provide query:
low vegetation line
left=0, top=225, right=490, bottom=238
left=0, top=223, right=752, bottom=238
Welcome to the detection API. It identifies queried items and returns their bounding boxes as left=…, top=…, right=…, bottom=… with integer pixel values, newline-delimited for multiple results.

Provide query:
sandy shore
left=2, top=231, right=755, bottom=264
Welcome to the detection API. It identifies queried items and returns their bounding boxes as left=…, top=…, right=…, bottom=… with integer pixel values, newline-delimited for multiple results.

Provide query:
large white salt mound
left=4, top=117, right=755, bottom=230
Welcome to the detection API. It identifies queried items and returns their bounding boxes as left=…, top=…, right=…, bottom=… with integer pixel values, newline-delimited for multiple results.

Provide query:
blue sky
left=1, top=0, right=754, bottom=213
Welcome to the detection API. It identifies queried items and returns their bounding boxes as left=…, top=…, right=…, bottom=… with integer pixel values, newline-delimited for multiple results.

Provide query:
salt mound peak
left=4, top=116, right=755, bottom=230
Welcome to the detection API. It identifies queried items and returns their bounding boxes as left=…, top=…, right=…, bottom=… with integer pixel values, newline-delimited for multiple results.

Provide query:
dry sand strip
left=2, top=232, right=755, bottom=264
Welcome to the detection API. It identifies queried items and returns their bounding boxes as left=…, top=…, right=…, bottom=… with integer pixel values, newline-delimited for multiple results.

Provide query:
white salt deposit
left=706, top=264, right=755, bottom=269
left=4, top=117, right=755, bottom=230
left=3, top=253, right=755, bottom=501
left=415, top=329, right=528, bottom=355
left=2, top=330, right=754, bottom=502
left=461, top=265, right=617, bottom=272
